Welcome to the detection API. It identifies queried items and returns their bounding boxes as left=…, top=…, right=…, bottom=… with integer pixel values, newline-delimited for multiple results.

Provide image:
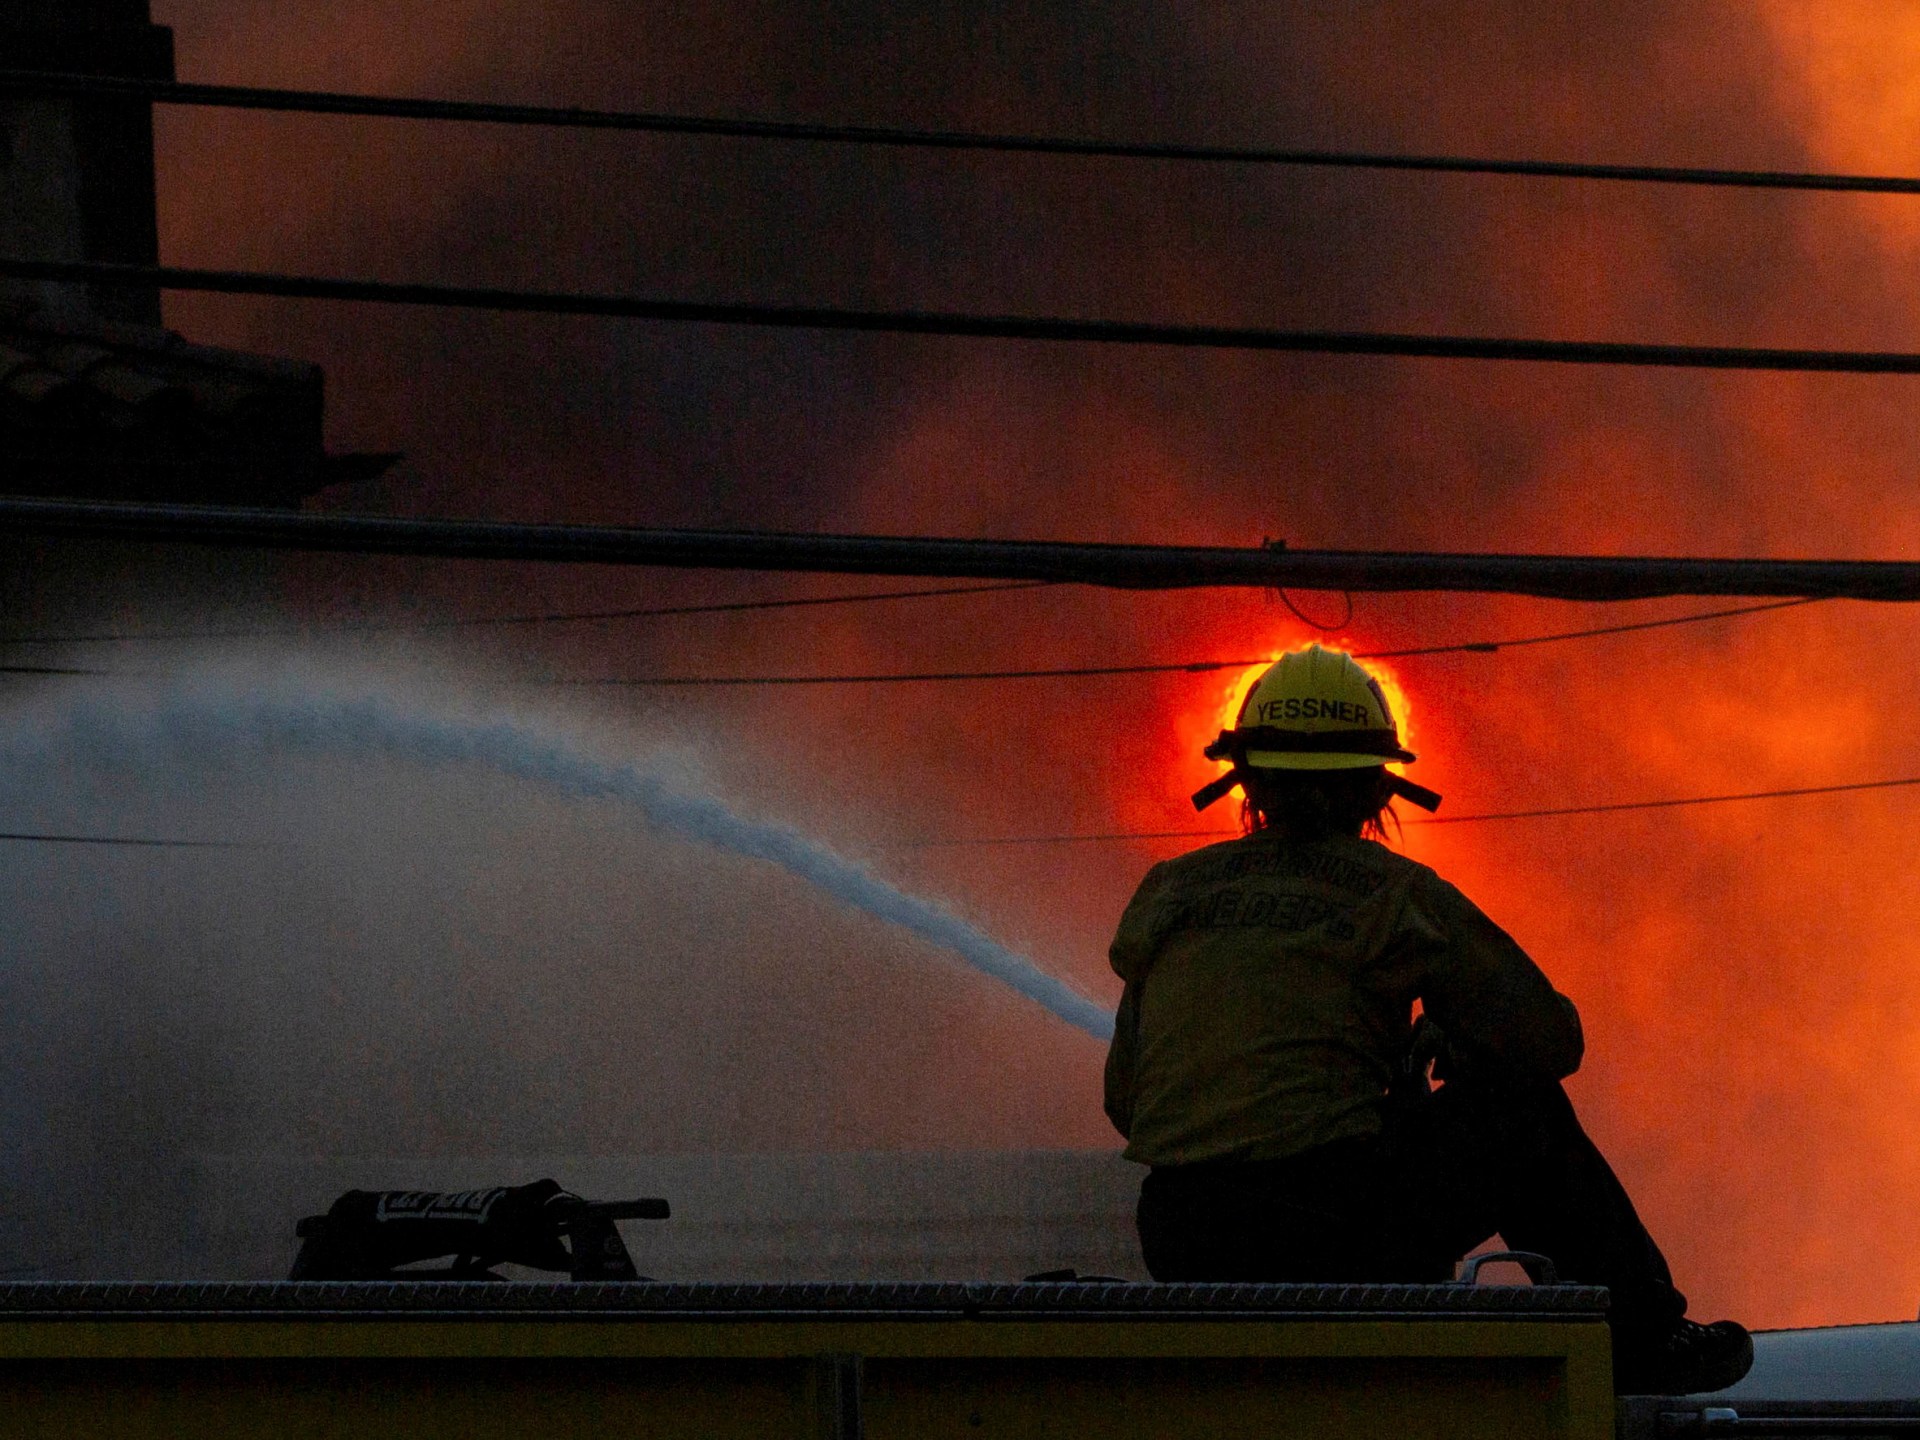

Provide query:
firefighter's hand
left=1407, top=1015, right=1445, bottom=1074
left=1431, top=1032, right=1524, bottom=1087
left=1389, top=1016, right=1444, bottom=1108
left=1424, top=1017, right=1500, bottom=1084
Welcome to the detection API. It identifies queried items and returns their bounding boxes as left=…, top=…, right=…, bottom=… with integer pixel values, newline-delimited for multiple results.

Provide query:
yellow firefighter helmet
left=1191, top=645, right=1440, bottom=813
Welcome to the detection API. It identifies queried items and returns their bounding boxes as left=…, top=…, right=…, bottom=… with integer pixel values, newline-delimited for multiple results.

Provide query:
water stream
left=0, top=676, right=1115, bottom=1040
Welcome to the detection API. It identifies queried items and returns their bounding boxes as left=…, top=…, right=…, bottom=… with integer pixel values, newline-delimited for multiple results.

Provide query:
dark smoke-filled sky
left=71, top=1, right=1920, bottom=1323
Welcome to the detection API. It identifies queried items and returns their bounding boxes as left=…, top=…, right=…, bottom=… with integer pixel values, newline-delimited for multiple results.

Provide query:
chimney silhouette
left=0, top=0, right=174, bottom=325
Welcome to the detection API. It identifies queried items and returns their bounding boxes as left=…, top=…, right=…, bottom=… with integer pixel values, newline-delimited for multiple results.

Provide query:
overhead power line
left=1417, top=776, right=1920, bottom=824
left=898, top=773, right=1920, bottom=846
left=0, top=831, right=255, bottom=849
left=6, top=68, right=1920, bottom=197
left=0, top=590, right=1814, bottom=692
left=0, top=497, right=1914, bottom=602
left=16, top=771, right=1912, bottom=854
left=1361, top=598, right=1817, bottom=656
left=0, top=663, right=123, bottom=677
left=552, top=598, right=1817, bottom=687
left=5, top=773, right=1911, bottom=853
left=898, top=828, right=1242, bottom=848
left=18, top=257, right=1920, bottom=376
left=0, top=580, right=1050, bottom=647
left=0, top=598, right=1817, bottom=688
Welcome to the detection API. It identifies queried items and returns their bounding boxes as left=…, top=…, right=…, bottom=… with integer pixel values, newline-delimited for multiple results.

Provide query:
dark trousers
left=1136, top=1081, right=1686, bottom=1340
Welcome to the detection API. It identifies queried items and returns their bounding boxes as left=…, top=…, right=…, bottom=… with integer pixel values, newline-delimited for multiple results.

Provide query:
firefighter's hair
left=1241, top=765, right=1397, bottom=843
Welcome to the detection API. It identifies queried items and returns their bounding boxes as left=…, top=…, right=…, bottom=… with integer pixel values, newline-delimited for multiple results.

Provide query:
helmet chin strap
left=1190, top=771, right=1240, bottom=812
left=1189, top=768, right=1443, bottom=814
left=1384, top=774, right=1443, bottom=813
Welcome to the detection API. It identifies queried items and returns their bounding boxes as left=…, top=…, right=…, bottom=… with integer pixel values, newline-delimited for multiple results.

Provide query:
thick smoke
left=85, top=0, right=1920, bottom=1321
left=0, top=659, right=1113, bottom=1278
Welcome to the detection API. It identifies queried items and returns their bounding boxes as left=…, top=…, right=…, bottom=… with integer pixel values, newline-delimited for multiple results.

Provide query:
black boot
left=1613, top=1318, right=1754, bottom=1394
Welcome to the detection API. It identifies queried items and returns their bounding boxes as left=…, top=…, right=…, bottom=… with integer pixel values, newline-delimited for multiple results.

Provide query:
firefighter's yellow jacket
left=1104, top=830, right=1582, bottom=1166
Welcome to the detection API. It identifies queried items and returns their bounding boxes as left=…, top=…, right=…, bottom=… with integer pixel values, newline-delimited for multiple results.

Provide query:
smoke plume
left=39, top=0, right=1920, bottom=1320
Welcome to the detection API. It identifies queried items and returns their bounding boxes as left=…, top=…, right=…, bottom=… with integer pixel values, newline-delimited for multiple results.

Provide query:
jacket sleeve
left=1103, top=981, right=1140, bottom=1139
left=1107, top=859, right=1171, bottom=986
left=1412, top=873, right=1584, bottom=1081
left=1103, top=861, right=1173, bottom=1141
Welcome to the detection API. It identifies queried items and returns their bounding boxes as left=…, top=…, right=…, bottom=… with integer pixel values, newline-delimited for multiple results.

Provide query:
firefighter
left=1103, top=644, right=1752, bottom=1394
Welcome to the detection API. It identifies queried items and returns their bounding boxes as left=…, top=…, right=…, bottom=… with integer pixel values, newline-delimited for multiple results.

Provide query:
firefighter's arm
left=1103, top=981, right=1140, bottom=1138
left=1414, top=875, right=1584, bottom=1081
left=1104, top=861, right=1172, bottom=1139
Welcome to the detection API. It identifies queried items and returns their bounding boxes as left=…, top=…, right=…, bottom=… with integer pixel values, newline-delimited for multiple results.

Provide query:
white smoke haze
left=0, top=655, right=1118, bottom=1279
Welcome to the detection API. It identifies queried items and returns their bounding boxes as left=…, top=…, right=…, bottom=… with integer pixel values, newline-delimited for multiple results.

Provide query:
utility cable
left=893, top=772, right=1920, bottom=846
left=1361, top=597, right=1816, bottom=658
left=0, top=663, right=119, bottom=677
left=0, top=831, right=257, bottom=848
left=1275, top=588, right=1353, bottom=631
left=1416, top=776, right=1920, bottom=824
left=0, top=496, right=1906, bottom=601
left=549, top=597, right=1818, bottom=687
left=6, top=68, right=1920, bottom=197
left=0, top=580, right=1051, bottom=647
left=18, top=257, right=1920, bottom=376
left=8, top=771, right=1911, bottom=851
left=0, top=598, right=1814, bottom=690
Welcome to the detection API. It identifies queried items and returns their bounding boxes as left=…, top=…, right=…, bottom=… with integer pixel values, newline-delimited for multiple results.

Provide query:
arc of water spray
left=16, top=683, right=1116, bottom=1041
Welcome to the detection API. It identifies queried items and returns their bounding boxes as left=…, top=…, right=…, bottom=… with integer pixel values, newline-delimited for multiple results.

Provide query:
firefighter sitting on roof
left=1102, top=643, right=1752, bottom=1395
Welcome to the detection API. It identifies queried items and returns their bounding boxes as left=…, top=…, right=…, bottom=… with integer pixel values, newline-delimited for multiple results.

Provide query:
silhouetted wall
left=0, top=0, right=173, bottom=325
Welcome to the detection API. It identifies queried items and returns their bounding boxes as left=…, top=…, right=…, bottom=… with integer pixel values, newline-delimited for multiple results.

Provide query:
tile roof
left=0, top=298, right=396, bottom=505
